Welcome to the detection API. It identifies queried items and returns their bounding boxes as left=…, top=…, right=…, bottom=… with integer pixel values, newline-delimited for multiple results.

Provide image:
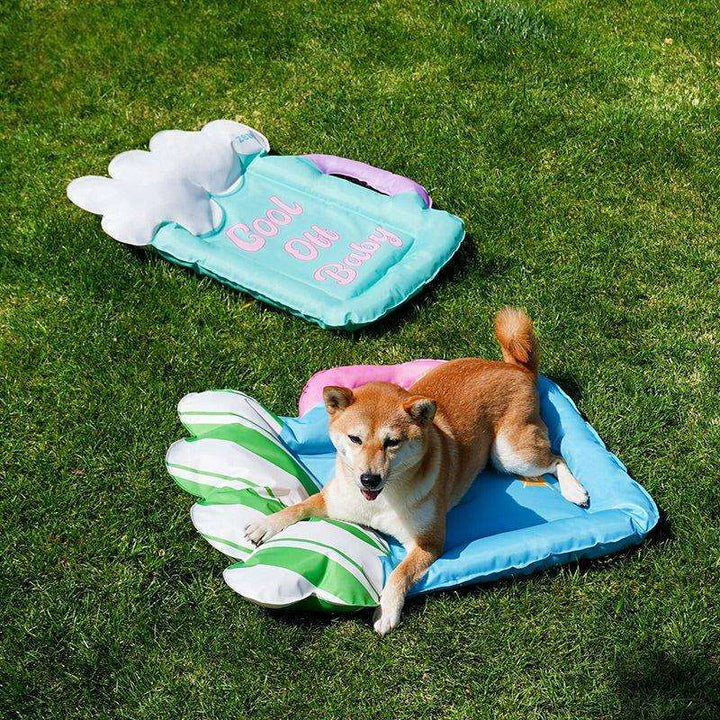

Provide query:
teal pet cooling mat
left=67, top=120, right=465, bottom=329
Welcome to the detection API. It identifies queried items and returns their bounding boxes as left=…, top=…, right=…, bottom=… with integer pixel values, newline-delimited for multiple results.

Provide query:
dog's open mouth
left=361, top=488, right=382, bottom=501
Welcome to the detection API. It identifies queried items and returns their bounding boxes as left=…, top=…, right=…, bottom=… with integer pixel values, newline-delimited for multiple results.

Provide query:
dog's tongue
left=361, top=489, right=381, bottom=501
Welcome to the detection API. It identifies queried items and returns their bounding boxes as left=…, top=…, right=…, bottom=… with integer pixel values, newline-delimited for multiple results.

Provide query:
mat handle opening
left=303, top=154, right=431, bottom=208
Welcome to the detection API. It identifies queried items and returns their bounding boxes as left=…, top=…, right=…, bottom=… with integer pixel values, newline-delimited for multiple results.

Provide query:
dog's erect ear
left=403, top=396, right=436, bottom=425
left=323, top=386, right=355, bottom=415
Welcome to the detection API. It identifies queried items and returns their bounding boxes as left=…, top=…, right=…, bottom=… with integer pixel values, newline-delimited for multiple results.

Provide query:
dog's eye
left=348, top=435, right=362, bottom=445
left=384, top=437, right=402, bottom=448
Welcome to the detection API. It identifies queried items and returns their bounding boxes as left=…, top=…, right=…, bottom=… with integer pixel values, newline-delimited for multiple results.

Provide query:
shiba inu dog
left=244, top=308, right=588, bottom=634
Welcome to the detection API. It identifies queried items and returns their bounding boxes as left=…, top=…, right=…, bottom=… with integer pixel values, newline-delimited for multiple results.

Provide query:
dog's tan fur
left=244, top=308, right=588, bottom=634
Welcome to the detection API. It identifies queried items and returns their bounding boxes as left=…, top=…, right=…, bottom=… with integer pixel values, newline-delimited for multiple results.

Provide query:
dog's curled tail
left=495, top=307, right=539, bottom=375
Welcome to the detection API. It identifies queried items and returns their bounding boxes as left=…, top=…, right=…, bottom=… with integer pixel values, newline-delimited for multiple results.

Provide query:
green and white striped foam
left=166, top=390, right=389, bottom=610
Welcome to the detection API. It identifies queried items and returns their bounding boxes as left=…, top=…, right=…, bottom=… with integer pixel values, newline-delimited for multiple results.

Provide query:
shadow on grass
left=547, top=372, right=584, bottom=405
left=420, top=524, right=668, bottom=606
left=612, top=650, right=720, bottom=720
left=264, top=510, right=671, bottom=636
left=127, top=231, right=498, bottom=339
left=347, top=234, right=504, bottom=340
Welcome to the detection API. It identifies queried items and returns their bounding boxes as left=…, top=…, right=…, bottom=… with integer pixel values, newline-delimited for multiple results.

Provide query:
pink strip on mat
left=298, top=359, right=445, bottom=416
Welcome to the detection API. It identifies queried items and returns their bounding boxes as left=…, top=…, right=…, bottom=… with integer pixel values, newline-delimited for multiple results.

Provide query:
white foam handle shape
left=67, top=120, right=269, bottom=246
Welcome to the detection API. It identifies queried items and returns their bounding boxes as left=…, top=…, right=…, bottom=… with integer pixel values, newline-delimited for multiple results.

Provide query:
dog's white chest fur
left=323, top=475, right=435, bottom=547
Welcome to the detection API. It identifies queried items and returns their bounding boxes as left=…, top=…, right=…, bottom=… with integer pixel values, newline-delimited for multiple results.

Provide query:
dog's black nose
left=360, top=473, right=382, bottom=489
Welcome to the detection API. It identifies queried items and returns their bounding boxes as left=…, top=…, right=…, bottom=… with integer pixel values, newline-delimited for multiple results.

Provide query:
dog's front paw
left=373, top=592, right=403, bottom=636
left=373, top=605, right=401, bottom=636
left=244, top=514, right=285, bottom=545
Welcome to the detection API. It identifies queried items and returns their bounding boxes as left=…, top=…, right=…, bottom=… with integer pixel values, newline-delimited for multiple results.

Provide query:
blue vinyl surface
left=280, top=376, right=659, bottom=595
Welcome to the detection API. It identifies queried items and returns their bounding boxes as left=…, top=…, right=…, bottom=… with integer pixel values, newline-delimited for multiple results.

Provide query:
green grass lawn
left=2, top=0, right=719, bottom=717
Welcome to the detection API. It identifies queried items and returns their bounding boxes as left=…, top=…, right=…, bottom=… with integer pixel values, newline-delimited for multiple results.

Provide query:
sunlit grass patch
left=2, top=0, right=720, bottom=718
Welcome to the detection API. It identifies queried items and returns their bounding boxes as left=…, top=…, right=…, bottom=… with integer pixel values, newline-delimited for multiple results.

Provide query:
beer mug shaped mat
left=67, top=120, right=465, bottom=329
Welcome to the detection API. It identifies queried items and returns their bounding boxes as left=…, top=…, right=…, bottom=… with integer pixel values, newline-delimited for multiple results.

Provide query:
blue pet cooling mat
left=166, top=361, right=659, bottom=611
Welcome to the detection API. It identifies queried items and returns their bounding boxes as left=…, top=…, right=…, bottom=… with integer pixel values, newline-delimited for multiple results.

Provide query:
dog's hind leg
left=550, top=456, right=589, bottom=507
left=491, top=426, right=589, bottom=507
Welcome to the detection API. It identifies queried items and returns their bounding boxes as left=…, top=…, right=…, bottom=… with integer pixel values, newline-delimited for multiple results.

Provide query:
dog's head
left=323, top=381, right=436, bottom=501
